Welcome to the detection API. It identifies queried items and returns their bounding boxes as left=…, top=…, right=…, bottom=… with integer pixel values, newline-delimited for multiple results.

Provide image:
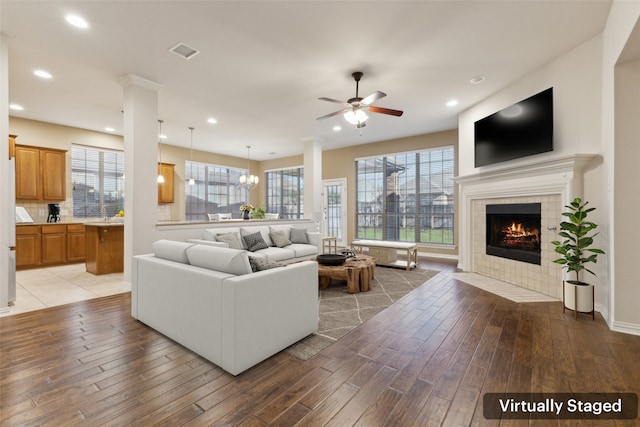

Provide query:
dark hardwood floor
left=2, top=257, right=640, bottom=426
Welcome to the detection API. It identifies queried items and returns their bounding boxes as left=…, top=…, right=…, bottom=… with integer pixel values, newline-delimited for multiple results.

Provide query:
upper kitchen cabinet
left=15, top=144, right=67, bottom=201
left=158, top=162, right=175, bottom=204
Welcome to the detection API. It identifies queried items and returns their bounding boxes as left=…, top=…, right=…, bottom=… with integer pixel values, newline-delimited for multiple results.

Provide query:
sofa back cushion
left=152, top=240, right=194, bottom=264
left=186, top=245, right=252, bottom=275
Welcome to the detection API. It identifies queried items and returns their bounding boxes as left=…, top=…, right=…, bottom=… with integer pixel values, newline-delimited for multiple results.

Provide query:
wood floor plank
left=3, top=261, right=640, bottom=426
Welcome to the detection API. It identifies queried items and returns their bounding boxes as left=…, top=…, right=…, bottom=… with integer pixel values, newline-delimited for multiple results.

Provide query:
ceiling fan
left=317, top=71, right=404, bottom=129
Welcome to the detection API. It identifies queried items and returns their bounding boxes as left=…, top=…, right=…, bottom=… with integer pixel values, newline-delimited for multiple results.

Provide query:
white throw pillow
left=269, top=230, right=292, bottom=248
left=186, top=245, right=252, bottom=275
left=152, top=240, right=194, bottom=264
left=215, top=232, right=244, bottom=250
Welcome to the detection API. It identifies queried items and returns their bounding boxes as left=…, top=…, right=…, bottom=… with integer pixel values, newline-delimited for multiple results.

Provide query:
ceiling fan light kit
left=317, top=71, right=403, bottom=129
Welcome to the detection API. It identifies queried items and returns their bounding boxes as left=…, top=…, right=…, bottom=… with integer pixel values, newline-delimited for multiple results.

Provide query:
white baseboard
left=611, top=320, right=640, bottom=336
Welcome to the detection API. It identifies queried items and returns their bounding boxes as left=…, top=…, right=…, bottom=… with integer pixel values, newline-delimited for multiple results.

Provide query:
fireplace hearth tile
left=447, top=272, right=559, bottom=303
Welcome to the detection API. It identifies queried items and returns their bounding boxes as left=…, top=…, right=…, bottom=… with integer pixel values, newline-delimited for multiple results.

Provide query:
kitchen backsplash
left=16, top=199, right=80, bottom=223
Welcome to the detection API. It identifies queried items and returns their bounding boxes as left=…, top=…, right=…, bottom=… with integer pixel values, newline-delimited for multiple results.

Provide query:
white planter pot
left=563, top=280, right=594, bottom=319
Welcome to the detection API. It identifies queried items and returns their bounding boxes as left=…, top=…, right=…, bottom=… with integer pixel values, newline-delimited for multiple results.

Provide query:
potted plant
left=251, top=207, right=266, bottom=219
left=551, top=197, right=605, bottom=318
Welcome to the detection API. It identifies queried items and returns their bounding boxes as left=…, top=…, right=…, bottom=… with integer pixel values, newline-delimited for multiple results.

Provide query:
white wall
left=459, top=35, right=604, bottom=177
left=603, top=0, right=640, bottom=332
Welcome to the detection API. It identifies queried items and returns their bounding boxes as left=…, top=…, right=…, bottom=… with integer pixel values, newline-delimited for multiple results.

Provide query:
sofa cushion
left=215, top=232, right=244, bottom=250
left=241, top=226, right=273, bottom=247
left=287, top=243, right=318, bottom=258
left=248, top=256, right=285, bottom=272
left=269, top=225, right=292, bottom=240
left=269, top=230, right=292, bottom=248
left=253, top=246, right=296, bottom=262
left=290, top=228, right=309, bottom=244
left=186, top=245, right=252, bottom=275
left=242, top=231, right=269, bottom=252
left=152, top=240, right=194, bottom=264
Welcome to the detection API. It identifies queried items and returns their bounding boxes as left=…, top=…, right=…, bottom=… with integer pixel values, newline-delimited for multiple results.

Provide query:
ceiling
left=2, top=1, right=612, bottom=161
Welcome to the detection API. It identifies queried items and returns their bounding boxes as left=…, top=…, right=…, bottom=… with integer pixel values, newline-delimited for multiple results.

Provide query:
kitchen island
left=85, top=222, right=124, bottom=275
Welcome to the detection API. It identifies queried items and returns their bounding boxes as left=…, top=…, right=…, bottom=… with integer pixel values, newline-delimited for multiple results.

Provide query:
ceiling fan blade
left=316, top=109, right=348, bottom=121
left=367, top=106, right=404, bottom=117
left=319, top=97, right=350, bottom=106
left=360, top=91, right=386, bottom=106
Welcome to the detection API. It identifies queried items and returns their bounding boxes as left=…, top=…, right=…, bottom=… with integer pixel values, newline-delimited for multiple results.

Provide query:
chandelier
left=239, top=145, right=258, bottom=190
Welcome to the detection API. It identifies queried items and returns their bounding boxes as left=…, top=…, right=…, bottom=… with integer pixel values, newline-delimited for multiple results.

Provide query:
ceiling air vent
left=168, top=42, right=200, bottom=60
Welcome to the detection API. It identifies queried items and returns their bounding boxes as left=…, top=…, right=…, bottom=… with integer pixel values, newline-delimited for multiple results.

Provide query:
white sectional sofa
left=131, top=240, right=319, bottom=376
left=188, top=223, right=321, bottom=264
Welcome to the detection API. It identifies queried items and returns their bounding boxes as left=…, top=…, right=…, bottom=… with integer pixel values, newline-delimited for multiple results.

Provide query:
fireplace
left=486, top=203, right=541, bottom=265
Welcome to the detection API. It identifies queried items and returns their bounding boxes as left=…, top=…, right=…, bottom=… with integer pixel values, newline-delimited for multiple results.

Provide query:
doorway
left=322, top=179, right=347, bottom=248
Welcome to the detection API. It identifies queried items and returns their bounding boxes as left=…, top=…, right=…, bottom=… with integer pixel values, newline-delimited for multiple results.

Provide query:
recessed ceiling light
left=9, top=104, right=24, bottom=111
left=105, top=127, right=115, bottom=132
left=333, top=125, right=342, bottom=131
left=446, top=99, right=459, bottom=107
left=207, top=117, right=217, bottom=124
left=65, top=14, right=89, bottom=29
left=470, top=75, right=486, bottom=85
left=34, top=70, right=53, bottom=79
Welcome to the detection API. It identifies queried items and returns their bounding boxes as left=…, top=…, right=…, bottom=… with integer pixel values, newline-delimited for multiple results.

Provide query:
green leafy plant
left=551, top=197, right=605, bottom=284
left=251, top=207, right=265, bottom=219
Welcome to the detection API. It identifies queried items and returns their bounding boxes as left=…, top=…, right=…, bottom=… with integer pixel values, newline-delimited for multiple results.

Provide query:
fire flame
left=505, top=221, right=539, bottom=243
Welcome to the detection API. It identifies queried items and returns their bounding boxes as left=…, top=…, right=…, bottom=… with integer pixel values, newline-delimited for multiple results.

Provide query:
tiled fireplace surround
left=455, top=154, right=600, bottom=299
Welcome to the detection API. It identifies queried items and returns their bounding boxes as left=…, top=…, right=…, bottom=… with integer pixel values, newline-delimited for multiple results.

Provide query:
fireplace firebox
left=486, top=203, right=541, bottom=265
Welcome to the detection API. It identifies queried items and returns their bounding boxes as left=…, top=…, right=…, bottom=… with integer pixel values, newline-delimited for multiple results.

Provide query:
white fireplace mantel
left=455, top=154, right=601, bottom=273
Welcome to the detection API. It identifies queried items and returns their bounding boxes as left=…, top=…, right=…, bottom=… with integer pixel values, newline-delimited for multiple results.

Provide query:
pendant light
left=238, top=145, right=258, bottom=190
left=188, top=127, right=195, bottom=185
left=157, top=119, right=165, bottom=184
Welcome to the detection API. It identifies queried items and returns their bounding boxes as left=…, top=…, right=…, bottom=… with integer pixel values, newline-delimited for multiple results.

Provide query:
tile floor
left=3, top=263, right=129, bottom=317
left=446, top=272, right=559, bottom=303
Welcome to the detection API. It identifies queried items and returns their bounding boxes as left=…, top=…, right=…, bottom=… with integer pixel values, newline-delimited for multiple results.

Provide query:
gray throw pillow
left=242, top=231, right=269, bottom=252
left=215, top=232, right=243, bottom=250
left=269, top=230, right=292, bottom=248
left=249, top=256, right=285, bottom=271
left=290, top=228, right=309, bottom=244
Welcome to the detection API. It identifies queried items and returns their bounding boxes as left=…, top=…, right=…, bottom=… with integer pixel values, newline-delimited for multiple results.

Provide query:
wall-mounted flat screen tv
left=474, top=87, right=553, bottom=167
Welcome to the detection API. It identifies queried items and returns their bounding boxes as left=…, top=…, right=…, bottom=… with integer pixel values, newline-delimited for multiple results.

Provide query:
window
left=265, top=167, right=304, bottom=219
left=72, top=145, right=125, bottom=218
left=355, top=146, right=454, bottom=244
left=185, top=161, right=249, bottom=221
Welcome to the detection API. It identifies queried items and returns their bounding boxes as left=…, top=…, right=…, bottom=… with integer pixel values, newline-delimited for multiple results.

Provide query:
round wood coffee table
left=317, top=255, right=376, bottom=294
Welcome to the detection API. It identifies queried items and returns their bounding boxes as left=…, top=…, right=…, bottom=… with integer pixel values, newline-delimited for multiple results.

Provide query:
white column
left=120, top=75, right=163, bottom=284
left=0, top=33, right=10, bottom=313
left=302, top=136, right=323, bottom=233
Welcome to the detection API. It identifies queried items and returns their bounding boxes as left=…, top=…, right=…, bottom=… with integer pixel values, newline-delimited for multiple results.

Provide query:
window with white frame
left=185, top=161, right=249, bottom=221
left=265, top=167, right=304, bottom=219
left=355, top=146, right=454, bottom=244
left=72, top=145, right=125, bottom=218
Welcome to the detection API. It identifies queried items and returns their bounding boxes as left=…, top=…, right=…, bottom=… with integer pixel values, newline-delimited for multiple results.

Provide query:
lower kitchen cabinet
left=16, top=223, right=87, bottom=270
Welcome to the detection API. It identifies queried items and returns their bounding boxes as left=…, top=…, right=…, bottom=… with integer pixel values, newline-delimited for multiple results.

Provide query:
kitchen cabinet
left=41, top=224, right=67, bottom=265
left=15, top=144, right=67, bottom=201
left=158, top=162, right=175, bottom=204
left=16, top=224, right=86, bottom=269
left=16, top=225, right=41, bottom=268
left=85, top=223, right=124, bottom=275
left=66, top=224, right=86, bottom=263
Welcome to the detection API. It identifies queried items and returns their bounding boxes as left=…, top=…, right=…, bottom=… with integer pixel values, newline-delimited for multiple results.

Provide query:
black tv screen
left=474, top=87, right=553, bottom=167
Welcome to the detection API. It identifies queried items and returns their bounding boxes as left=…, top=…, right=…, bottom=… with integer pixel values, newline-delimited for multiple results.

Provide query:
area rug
left=285, top=267, right=439, bottom=360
